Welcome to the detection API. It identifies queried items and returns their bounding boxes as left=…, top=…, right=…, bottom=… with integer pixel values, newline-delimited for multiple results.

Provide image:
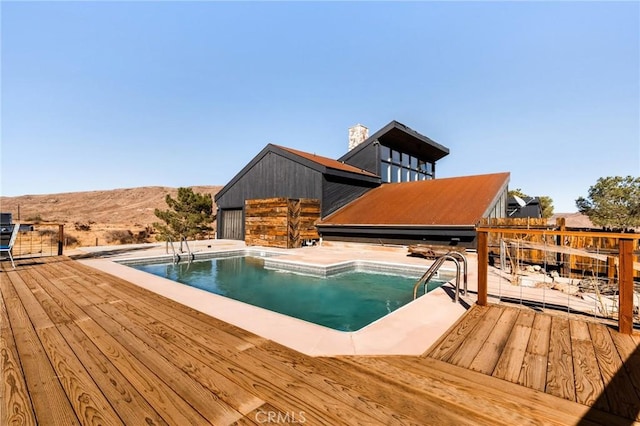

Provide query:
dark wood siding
left=322, top=175, right=378, bottom=217
left=216, top=152, right=323, bottom=209
left=341, top=143, right=379, bottom=175
left=218, top=208, right=244, bottom=240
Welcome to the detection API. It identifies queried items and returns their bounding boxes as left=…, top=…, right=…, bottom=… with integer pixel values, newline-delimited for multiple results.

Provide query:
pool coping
left=80, top=248, right=469, bottom=356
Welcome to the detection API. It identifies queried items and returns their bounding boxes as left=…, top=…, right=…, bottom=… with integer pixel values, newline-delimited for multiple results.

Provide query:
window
left=392, top=165, right=400, bottom=182
left=381, top=163, right=390, bottom=182
left=401, top=153, right=409, bottom=167
left=381, top=146, right=391, bottom=162
left=379, top=145, right=435, bottom=183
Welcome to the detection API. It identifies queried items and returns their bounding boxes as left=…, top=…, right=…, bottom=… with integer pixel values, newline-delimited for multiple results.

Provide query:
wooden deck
left=2, top=257, right=639, bottom=425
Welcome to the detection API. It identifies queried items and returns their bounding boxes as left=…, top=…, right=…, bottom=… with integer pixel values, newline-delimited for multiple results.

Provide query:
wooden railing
left=476, top=227, right=639, bottom=334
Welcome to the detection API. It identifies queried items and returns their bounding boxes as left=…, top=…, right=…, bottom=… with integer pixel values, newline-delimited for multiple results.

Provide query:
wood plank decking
left=2, top=257, right=639, bottom=425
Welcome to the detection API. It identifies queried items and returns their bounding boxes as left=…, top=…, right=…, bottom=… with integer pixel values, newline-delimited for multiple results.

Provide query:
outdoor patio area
left=2, top=255, right=639, bottom=425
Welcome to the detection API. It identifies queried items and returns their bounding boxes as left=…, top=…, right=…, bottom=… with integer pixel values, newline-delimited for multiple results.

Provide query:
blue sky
left=2, top=1, right=638, bottom=213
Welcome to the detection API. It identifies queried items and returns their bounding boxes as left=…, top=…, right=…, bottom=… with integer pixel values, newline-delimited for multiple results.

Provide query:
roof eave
left=276, top=145, right=379, bottom=179
left=316, top=224, right=477, bottom=237
left=215, top=144, right=379, bottom=202
left=480, top=173, right=511, bottom=218
left=316, top=224, right=476, bottom=229
left=339, top=120, right=449, bottom=161
left=323, top=168, right=381, bottom=183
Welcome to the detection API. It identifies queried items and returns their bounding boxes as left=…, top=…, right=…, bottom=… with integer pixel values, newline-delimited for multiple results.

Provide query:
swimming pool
left=131, top=255, right=447, bottom=331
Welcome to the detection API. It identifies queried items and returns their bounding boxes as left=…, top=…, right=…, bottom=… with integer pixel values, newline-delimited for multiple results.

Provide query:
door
left=219, top=208, right=244, bottom=240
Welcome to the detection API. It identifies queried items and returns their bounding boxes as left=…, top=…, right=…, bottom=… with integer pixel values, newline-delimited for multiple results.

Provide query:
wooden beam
left=502, top=239, right=609, bottom=262
left=477, top=230, right=488, bottom=306
left=607, top=256, right=616, bottom=282
left=57, top=224, right=64, bottom=256
left=618, top=238, right=634, bottom=334
left=476, top=227, right=640, bottom=240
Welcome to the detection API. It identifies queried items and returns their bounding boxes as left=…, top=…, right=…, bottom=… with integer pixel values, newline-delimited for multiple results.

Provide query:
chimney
left=348, top=124, right=369, bottom=151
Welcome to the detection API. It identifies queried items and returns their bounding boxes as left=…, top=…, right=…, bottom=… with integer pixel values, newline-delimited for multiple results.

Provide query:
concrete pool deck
left=71, top=239, right=475, bottom=356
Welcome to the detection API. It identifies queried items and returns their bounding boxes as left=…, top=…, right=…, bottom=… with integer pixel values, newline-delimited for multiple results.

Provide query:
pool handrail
left=446, top=251, right=467, bottom=296
left=180, top=236, right=195, bottom=262
left=412, top=253, right=463, bottom=303
left=165, top=235, right=195, bottom=263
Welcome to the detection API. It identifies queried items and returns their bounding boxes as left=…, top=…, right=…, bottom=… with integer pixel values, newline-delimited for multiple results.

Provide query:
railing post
left=607, top=256, right=616, bottom=282
left=477, top=230, right=488, bottom=306
left=618, top=238, right=634, bottom=334
left=57, top=224, right=64, bottom=256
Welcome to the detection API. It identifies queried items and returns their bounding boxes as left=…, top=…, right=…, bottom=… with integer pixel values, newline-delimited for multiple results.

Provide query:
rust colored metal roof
left=276, top=145, right=378, bottom=177
left=318, top=172, right=510, bottom=226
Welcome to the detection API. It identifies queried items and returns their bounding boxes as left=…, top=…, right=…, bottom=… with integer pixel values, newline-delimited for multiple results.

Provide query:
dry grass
left=1, top=185, right=221, bottom=247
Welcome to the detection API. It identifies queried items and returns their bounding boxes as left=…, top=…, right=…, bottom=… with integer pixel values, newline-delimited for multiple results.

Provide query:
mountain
left=0, top=186, right=222, bottom=246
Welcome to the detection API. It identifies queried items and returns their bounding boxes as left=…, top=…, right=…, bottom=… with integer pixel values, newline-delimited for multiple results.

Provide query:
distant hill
left=0, top=186, right=222, bottom=225
left=0, top=186, right=222, bottom=246
left=548, top=212, right=595, bottom=229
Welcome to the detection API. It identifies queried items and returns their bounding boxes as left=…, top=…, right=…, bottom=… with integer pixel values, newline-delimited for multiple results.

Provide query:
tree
left=538, top=196, right=554, bottom=219
left=153, top=187, right=215, bottom=241
left=576, top=176, right=640, bottom=232
left=508, top=188, right=554, bottom=219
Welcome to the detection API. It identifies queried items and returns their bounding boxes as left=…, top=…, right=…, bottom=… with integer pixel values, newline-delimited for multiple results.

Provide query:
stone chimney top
left=348, top=124, right=369, bottom=151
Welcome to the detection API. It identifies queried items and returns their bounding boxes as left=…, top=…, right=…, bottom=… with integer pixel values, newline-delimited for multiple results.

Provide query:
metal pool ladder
left=412, top=252, right=467, bottom=303
left=166, top=235, right=194, bottom=263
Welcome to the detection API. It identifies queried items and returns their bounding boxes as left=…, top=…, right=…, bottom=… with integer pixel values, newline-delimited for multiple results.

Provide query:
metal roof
left=317, top=172, right=510, bottom=226
left=214, top=143, right=379, bottom=202
left=276, top=146, right=378, bottom=177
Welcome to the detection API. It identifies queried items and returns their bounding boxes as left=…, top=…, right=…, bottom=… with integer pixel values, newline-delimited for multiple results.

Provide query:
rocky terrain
left=0, top=186, right=222, bottom=247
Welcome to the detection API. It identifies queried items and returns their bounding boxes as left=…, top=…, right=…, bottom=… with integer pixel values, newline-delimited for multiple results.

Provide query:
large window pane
left=381, top=146, right=391, bottom=162
left=410, top=156, right=418, bottom=169
left=401, top=153, right=409, bottom=167
left=381, top=162, right=390, bottom=182
left=392, top=150, right=400, bottom=163
left=391, top=165, right=400, bottom=182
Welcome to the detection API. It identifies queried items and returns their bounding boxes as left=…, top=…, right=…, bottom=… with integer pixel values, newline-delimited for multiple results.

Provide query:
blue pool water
left=132, top=256, right=446, bottom=331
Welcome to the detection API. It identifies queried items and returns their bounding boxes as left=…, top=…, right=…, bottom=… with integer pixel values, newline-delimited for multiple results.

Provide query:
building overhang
left=316, top=224, right=477, bottom=237
left=340, top=120, right=450, bottom=163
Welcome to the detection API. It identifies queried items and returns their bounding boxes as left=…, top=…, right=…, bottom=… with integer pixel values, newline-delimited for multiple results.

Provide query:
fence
left=480, top=217, right=639, bottom=278
left=244, top=198, right=320, bottom=248
left=476, top=227, right=640, bottom=334
left=9, top=224, right=65, bottom=258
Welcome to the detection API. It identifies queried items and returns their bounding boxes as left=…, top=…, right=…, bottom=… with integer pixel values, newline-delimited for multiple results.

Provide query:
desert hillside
left=0, top=186, right=222, bottom=247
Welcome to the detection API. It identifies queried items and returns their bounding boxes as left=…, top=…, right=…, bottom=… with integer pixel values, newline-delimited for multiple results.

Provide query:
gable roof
left=275, top=145, right=378, bottom=177
left=317, top=172, right=510, bottom=227
left=339, top=120, right=450, bottom=163
left=215, top=143, right=379, bottom=202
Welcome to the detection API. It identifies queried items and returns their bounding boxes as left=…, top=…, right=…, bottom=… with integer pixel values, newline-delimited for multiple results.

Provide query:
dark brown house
left=214, top=121, right=509, bottom=247
left=214, top=144, right=379, bottom=240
